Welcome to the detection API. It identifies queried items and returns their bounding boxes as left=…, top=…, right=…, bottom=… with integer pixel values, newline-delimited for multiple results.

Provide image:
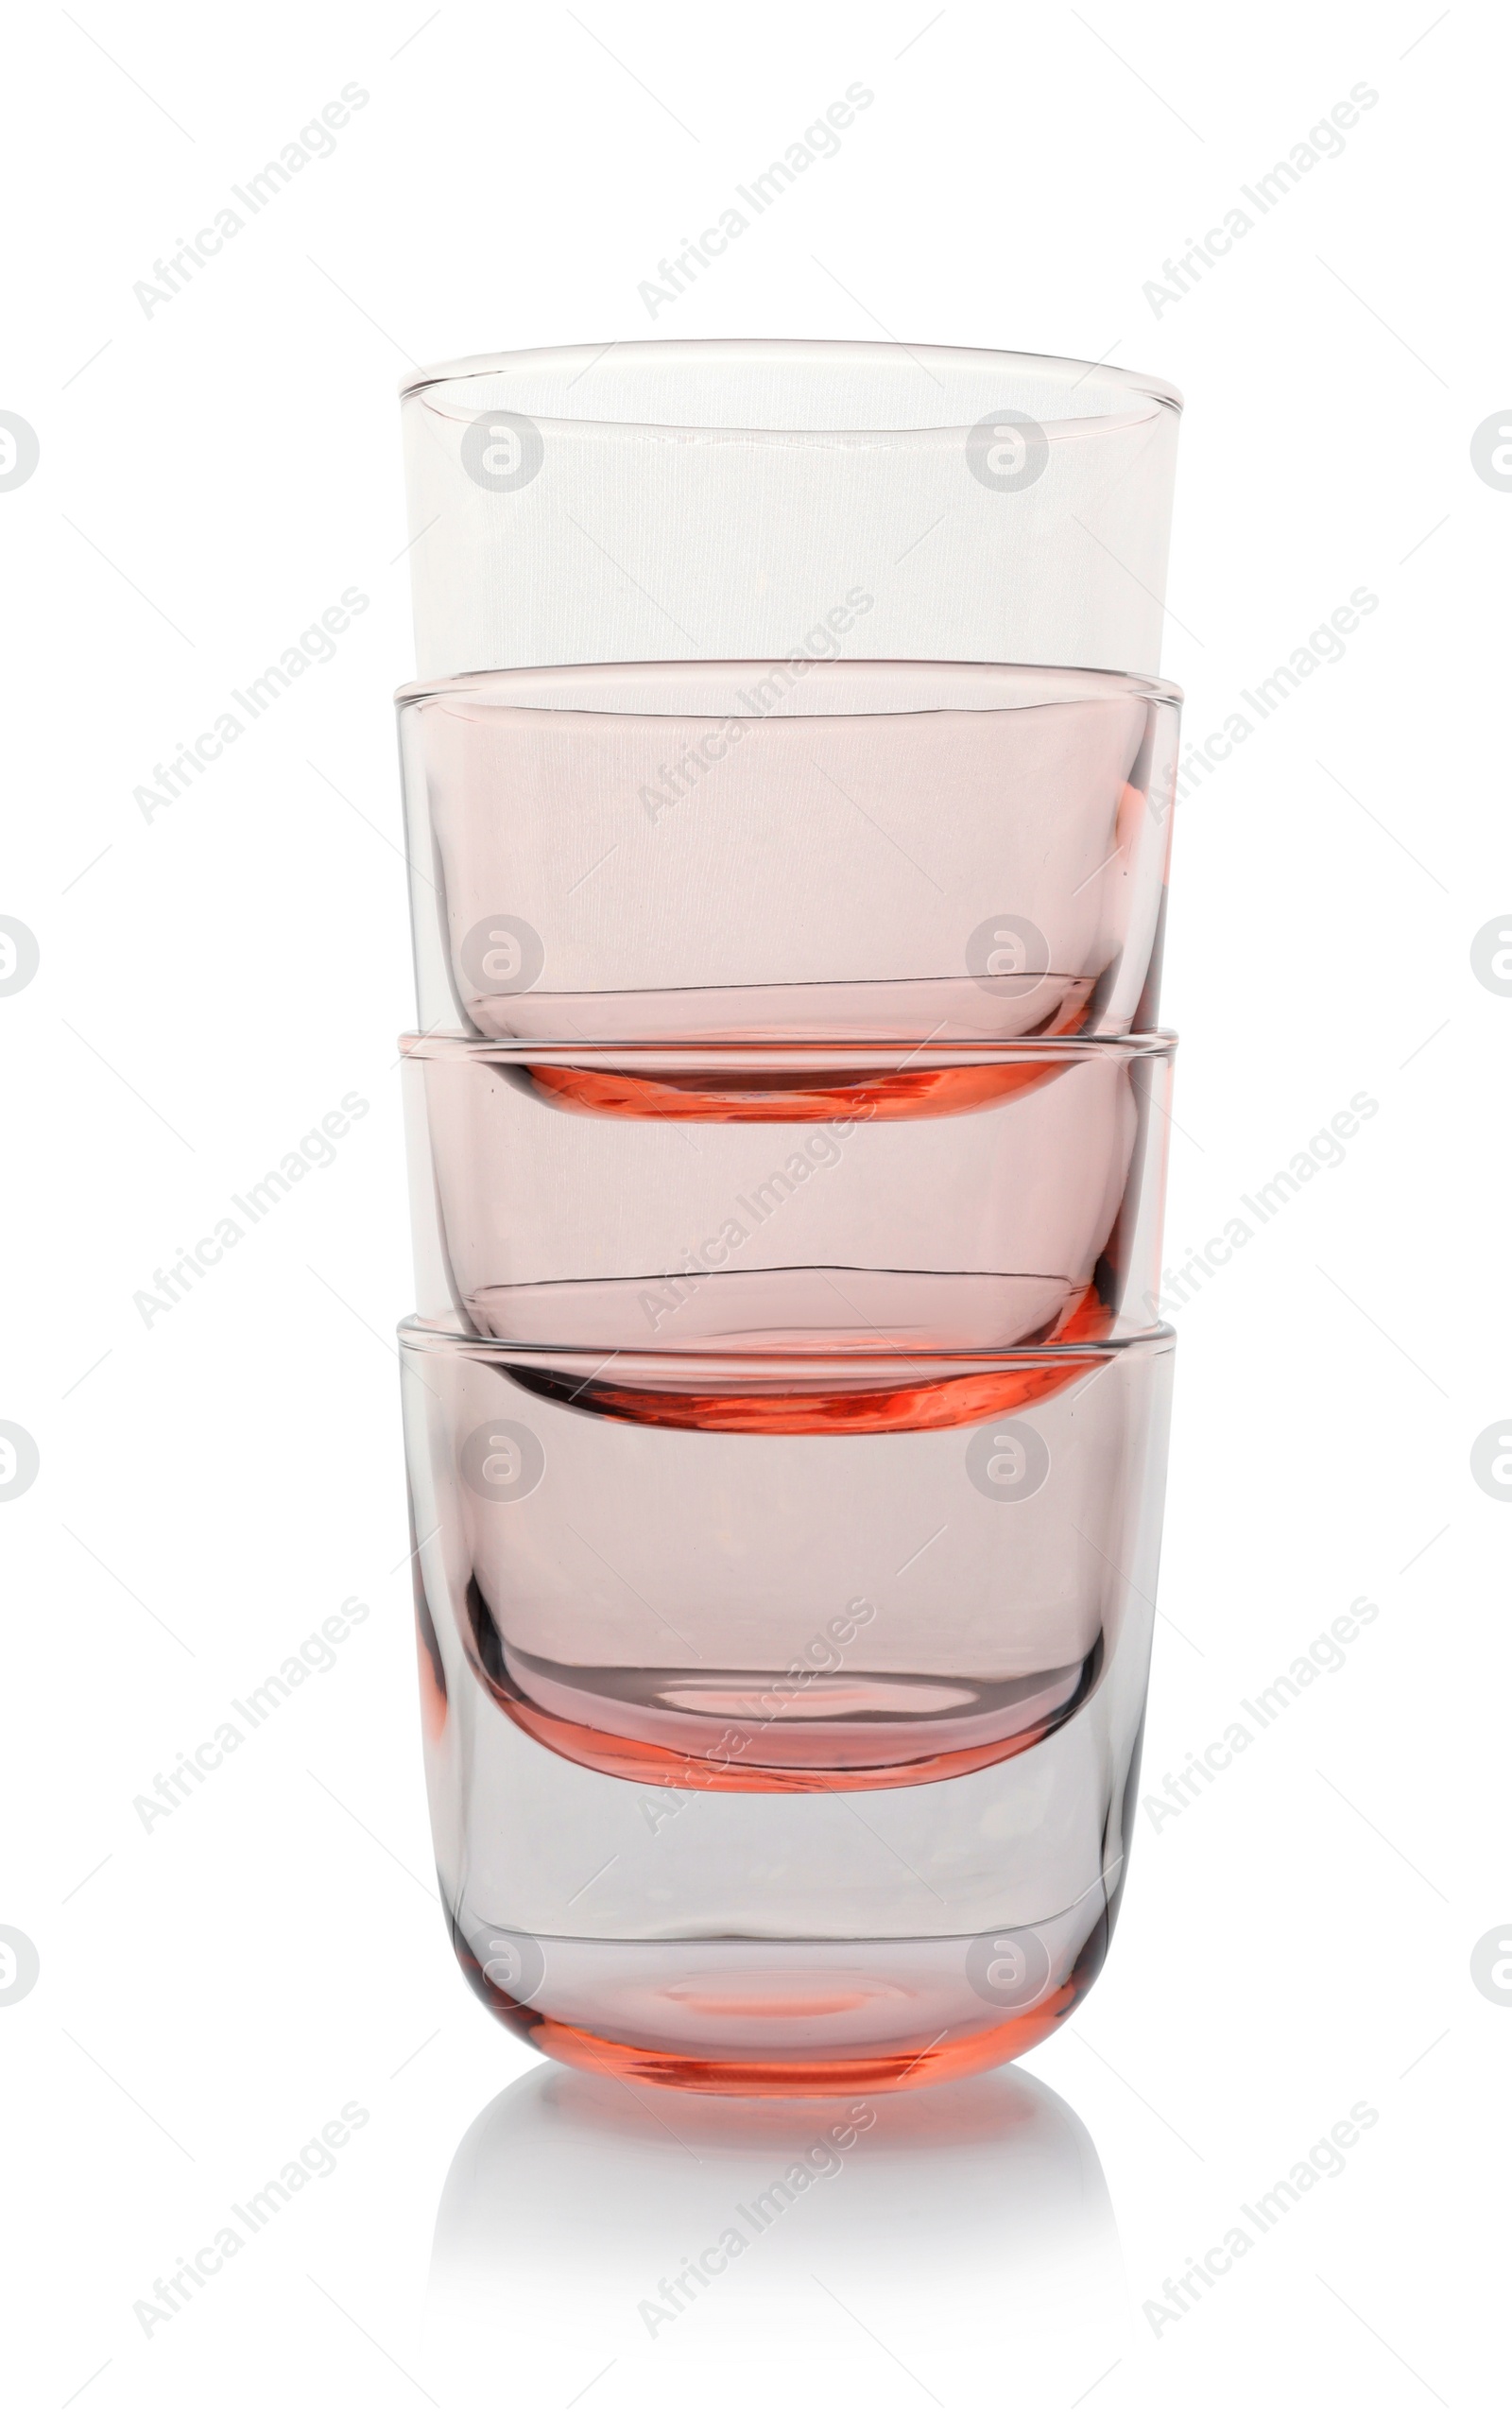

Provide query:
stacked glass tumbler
left=394, top=341, right=1182, bottom=2093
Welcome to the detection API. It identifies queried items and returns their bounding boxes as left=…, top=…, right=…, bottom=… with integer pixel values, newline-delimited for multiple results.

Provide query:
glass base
left=490, top=1993, right=1081, bottom=2097
left=483, top=1640, right=1097, bottom=1791
left=448, top=1894, right=1115, bottom=2095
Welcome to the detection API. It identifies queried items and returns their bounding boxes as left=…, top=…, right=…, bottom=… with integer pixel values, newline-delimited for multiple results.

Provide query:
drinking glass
left=389, top=335, right=1185, bottom=2089
left=401, top=339, right=1182, bottom=680
left=402, top=1320, right=1174, bottom=2091
left=398, top=660, right=1179, bottom=1045
left=401, top=1034, right=1175, bottom=1352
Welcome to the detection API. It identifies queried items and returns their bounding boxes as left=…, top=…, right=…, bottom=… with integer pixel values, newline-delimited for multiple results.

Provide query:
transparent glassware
left=401, top=1035, right=1174, bottom=1351
left=402, top=1321, right=1170, bottom=1788
left=391, top=336, right=1184, bottom=2092
left=402, top=1322, right=1173, bottom=2091
left=400, top=340, right=1182, bottom=680
left=398, top=661, right=1179, bottom=1045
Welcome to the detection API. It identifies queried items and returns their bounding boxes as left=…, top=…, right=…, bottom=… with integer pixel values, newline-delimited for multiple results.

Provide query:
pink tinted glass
left=399, top=662, right=1178, bottom=1045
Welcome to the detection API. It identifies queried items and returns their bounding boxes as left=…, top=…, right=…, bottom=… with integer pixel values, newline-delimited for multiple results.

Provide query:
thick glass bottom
left=490, top=1999, right=1078, bottom=2096
left=479, top=1636, right=1098, bottom=1790
left=459, top=975, right=1103, bottom=1050
left=448, top=1893, right=1115, bottom=2095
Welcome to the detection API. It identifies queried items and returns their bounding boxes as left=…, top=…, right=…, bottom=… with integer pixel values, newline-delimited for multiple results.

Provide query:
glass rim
left=394, top=656, right=1185, bottom=716
left=396, top=1313, right=1177, bottom=1370
left=399, top=1032, right=1177, bottom=1068
left=399, top=336, right=1184, bottom=427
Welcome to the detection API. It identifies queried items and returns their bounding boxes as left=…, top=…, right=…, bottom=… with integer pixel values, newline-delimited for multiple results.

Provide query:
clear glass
left=400, top=1034, right=1175, bottom=1351
left=403, top=1322, right=1170, bottom=1788
left=400, top=339, right=1182, bottom=680
left=390, top=334, right=1184, bottom=2090
left=402, top=1322, right=1173, bottom=2092
left=398, top=661, right=1179, bottom=1045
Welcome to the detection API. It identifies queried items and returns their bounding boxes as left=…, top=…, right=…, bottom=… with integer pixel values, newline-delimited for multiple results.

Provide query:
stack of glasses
left=394, top=341, right=1182, bottom=2094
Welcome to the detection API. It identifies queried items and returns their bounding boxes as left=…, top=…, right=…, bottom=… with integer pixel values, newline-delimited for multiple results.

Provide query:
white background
left=2, top=2, right=1507, bottom=2411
